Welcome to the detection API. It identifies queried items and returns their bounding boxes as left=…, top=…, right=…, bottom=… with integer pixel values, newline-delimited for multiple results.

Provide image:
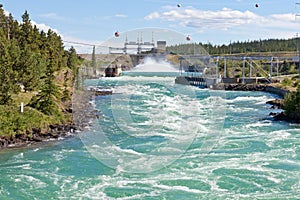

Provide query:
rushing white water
left=0, top=71, right=299, bottom=199
left=131, top=57, right=178, bottom=72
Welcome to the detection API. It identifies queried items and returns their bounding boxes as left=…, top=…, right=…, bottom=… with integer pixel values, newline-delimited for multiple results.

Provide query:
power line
left=63, top=40, right=94, bottom=47
left=63, top=40, right=108, bottom=48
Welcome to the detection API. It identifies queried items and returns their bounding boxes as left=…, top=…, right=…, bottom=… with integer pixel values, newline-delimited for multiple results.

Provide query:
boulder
left=266, top=99, right=284, bottom=109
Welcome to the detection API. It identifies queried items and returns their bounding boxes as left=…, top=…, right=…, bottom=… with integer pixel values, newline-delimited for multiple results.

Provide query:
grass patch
left=0, top=104, right=70, bottom=137
left=11, top=92, right=35, bottom=106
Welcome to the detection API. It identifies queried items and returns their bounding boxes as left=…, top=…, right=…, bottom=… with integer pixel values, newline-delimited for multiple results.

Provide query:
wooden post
left=20, top=102, right=24, bottom=113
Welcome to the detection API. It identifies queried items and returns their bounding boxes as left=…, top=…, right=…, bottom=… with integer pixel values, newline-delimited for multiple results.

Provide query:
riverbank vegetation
left=0, top=5, right=82, bottom=137
left=282, top=85, right=300, bottom=122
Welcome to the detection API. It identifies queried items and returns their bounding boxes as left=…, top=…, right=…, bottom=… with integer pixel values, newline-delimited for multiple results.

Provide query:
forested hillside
left=167, top=38, right=300, bottom=55
left=0, top=4, right=82, bottom=137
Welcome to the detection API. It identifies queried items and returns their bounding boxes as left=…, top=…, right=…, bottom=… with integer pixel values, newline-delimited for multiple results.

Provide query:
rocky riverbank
left=223, top=83, right=266, bottom=91
left=0, top=87, right=111, bottom=150
left=0, top=123, right=77, bottom=149
left=217, top=83, right=299, bottom=123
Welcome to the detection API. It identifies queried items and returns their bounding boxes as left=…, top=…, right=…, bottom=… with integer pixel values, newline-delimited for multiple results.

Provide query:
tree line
left=167, top=38, right=300, bottom=55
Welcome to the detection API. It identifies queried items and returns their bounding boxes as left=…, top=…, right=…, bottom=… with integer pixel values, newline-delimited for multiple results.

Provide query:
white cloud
left=4, top=10, right=10, bottom=16
left=144, top=7, right=300, bottom=38
left=145, top=12, right=160, bottom=20
left=115, top=14, right=127, bottom=18
left=31, top=21, right=59, bottom=33
left=145, top=7, right=263, bottom=30
left=39, top=12, right=63, bottom=20
left=270, top=13, right=295, bottom=22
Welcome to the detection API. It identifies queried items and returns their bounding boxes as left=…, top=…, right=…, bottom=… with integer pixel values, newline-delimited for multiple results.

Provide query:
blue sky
left=1, top=0, right=300, bottom=53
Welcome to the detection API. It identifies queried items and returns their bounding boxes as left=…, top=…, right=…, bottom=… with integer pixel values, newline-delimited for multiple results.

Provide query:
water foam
left=131, top=57, right=178, bottom=72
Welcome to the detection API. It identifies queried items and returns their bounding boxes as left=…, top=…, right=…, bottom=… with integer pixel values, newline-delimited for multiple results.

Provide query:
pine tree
left=46, top=29, right=65, bottom=71
left=62, top=70, right=70, bottom=102
left=0, top=36, right=19, bottom=105
left=66, top=46, right=81, bottom=82
left=30, top=50, right=60, bottom=115
left=14, top=11, right=44, bottom=92
left=16, top=44, right=43, bottom=91
left=19, top=11, right=34, bottom=48
left=67, top=46, right=79, bottom=70
left=7, top=13, right=20, bottom=40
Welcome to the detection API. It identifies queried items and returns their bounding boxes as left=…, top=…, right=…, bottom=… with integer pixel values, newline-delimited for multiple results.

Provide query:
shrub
left=283, top=85, right=300, bottom=121
left=281, top=78, right=292, bottom=87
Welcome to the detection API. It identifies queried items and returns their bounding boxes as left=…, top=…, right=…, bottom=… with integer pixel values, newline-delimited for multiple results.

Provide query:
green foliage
left=29, top=51, right=61, bottom=115
left=67, top=46, right=81, bottom=73
left=0, top=105, right=66, bottom=136
left=17, top=44, right=44, bottom=91
left=288, top=64, right=298, bottom=74
left=0, top=106, right=43, bottom=136
left=283, top=85, right=300, bottom=121
left=0, top=5, right=81, bottom=137
left=62, top=70, right=71, bottom=102
left=0, top=37, right=19, bottom=104
left=167, top=38, right=300, bottom=55
left=281, top=78, right=292, bottom=87
left=280, top=60, right=290, bottom=73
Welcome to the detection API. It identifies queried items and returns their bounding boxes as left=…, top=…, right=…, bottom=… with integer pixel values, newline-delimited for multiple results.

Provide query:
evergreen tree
left=67, top=46, right=79, bottom=70
left=0, top=36, right=19, bottom=104
left=62, top=70, right=70, bottom=102
left=7, top=13, right=20, bottom=40
left=30, top=50, right=60, bottom=115
left=46, top=29, right=65, bottom=71
left=19, top=11, right=34, bottom=48
left=16, top=44, right=43, bottom=91
left=14, top=11, right=45, bottom=91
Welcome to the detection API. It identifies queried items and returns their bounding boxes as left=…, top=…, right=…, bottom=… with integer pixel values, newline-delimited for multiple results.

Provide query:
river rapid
left=0, top=71, right=299, bottom=199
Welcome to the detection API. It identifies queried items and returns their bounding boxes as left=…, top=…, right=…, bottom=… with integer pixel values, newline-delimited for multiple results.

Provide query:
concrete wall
left=175, top=76, right=190, bottom=85
left=265, top=86, right=288, bottom=98
left=222, top=78, right=238, bottom=84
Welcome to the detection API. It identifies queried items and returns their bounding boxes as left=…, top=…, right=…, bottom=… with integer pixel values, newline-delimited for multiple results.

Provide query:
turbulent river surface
left=0, top=71, right=300, bottom=199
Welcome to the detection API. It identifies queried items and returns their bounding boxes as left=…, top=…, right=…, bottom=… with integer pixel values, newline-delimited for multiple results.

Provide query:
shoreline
left=0, top=83, right=293, bottom=151
left=215, top=83, right=299, bottom=123
left=0, top=88, right=98, bottom=151
left=0, top=123, right=77, bottom=150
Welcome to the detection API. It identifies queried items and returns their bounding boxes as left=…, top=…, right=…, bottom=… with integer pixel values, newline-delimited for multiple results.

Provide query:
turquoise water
left=0, top=72, right=300, bottom=199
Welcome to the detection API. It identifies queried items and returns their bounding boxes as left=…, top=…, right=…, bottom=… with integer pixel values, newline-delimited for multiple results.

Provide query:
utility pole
left=216, top=56, right=219, bottom=82
left=224, top=57, right=227, bottom=78
left=298, top=33, right=300, bottom=79
left=296, top=3, right=300, bottom=79
left=249, top=59, right=252, bottom=78
left=242, top=57, right=246, bottom=84
left=270, top=57, right=273, bottom=83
